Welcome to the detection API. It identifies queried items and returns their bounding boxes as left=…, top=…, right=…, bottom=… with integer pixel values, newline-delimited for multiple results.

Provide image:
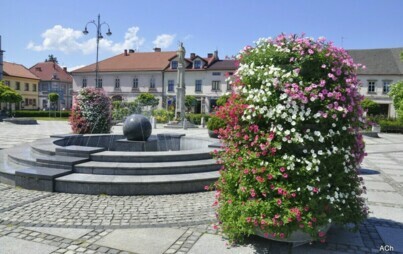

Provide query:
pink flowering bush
left=70, top=88, right=112, bottom=134
left=213, top=34, right=368, bottom=243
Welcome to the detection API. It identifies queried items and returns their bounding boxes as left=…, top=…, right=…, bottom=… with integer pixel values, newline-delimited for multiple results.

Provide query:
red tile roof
left=29, top=62, right=72, bottom=83
left=3, top=61, right=39, bottom=80
left=72, top=51, right=177, bottom=73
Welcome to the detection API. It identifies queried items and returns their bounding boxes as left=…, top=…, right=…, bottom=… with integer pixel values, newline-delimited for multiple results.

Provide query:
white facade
left=358, top=75, right=401, bottom=118
left=72, top=71, right=164, bottom=107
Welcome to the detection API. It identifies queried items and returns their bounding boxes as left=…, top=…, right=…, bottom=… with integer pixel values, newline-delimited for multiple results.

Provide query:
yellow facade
left=3, top=75, right=39, bottom=110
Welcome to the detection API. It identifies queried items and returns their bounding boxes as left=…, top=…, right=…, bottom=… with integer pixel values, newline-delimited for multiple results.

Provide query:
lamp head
left=82, top=27, right=89, bottom=35
left=106, top=29, right=112, bottom=36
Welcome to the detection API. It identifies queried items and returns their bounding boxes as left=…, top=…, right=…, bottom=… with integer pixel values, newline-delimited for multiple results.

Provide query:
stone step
left=90, top=149, right=214, bottom=163
left=55, top=171, right=219, bottom=195
left=7, top=146, right=87, bottom=169
left=55, top=146, right=105, bottom=158
left=15, top=167, right=72, bottom=192
left=74, top=159, right=220, bottom=175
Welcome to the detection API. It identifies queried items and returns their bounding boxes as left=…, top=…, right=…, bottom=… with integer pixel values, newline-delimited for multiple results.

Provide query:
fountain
left=0, top=113, right=221, bottom=195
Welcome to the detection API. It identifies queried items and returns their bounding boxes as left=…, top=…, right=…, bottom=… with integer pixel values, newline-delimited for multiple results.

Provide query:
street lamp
left=83, top=14, right=112, bottom=88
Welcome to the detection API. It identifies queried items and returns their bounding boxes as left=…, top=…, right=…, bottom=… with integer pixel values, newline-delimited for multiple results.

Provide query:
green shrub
left=206, top=115, right=225, bottom=131
left=379, top=119, right=403, bottom=133
left=13, top=110, right=70, bottom=118
left=361, top=98, right=381, bottom=116
left=187, top=113, right=210, bottom=125
left=152, top=109, right=174, bottom=123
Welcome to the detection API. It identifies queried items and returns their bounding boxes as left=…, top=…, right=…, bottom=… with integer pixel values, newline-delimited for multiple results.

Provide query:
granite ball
left=123, top=114, right=152, bottom=141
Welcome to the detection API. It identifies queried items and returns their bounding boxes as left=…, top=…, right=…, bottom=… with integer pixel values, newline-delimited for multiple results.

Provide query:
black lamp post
left=83, top=14, right=112, bottom=88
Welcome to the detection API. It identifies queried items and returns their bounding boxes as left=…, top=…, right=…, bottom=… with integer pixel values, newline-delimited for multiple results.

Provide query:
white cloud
left=183, top=34, right=193, bottom=41
left=153, top=34, right=176, bottom=49
left=66, top=65, right=85, bottom=72
left=27, top=25, right=145, bottom=54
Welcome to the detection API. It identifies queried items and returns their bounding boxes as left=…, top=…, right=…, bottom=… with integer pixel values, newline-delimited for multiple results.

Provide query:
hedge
left=186, top=113, right=210, bottom=125
left=13, top=110, right=71, bottom=118
left=379, top=120, right=403, bottom=133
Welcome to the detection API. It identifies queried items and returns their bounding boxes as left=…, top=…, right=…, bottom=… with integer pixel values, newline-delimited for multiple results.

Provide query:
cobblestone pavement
left=0, top=121, right=402, bottom=253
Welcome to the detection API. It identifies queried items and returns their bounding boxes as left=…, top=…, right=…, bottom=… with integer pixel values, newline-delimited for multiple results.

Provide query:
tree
left=361, top=98, right=381, bottom=116
left=389, top=80, right=403, bottom=121
left=0, top=81, right=22, bottom=115
left=135, top=93, right=159, bottom=108
left=185, top=95, right=197, bottom=112
left=46, top=54, right=58, bottom=63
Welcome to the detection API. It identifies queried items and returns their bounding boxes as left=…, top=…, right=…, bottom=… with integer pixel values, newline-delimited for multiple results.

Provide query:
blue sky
left=1, top=0, right=402, bottom=71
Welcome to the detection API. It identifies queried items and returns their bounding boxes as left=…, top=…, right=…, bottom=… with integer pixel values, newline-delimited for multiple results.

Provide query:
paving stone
left=0, top=235, right=58, bottom=254
left=188, top=234, right=255, bottom=254
left=95, top=228, right=185, bottom=254
left=23, top=227, right=92, bottom=240
left=364, top=191, right=403, bottom=205
left=326, top=225, right=364, bottom=247
left=375, top=226, right=403, bottom=252
left=369, top=206, right=403, bottom=223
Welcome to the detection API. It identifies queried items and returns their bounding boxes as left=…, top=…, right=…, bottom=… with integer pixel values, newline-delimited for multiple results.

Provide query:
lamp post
left=82, top=14, right=112, bottom=88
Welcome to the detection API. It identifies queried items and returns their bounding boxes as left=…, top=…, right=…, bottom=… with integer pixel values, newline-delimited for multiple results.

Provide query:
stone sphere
left=123, top=114, right=152, bottom=141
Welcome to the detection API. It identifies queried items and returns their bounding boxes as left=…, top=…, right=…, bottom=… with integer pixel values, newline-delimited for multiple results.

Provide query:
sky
left=1, top=0, right=402, bottom=71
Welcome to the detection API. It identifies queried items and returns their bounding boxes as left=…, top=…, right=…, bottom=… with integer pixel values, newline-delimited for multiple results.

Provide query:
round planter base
left=254, top=224, right=332, bottom=246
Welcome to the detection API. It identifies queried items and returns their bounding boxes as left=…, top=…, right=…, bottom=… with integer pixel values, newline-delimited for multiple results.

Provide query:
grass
left=33, top=117, right=69, bottom=121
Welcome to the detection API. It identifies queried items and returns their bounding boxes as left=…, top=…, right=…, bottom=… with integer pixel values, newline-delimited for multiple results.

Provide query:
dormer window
left=171, top=61, right=178, bottom=69
left=194, top=60, right=202, bottom=69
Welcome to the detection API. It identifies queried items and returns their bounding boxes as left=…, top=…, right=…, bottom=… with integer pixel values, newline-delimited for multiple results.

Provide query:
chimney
left=0, top=36, right=4, bottom=80
left=207, top=53, right=213, bottom=58
left=129, top=49, right=135, bottom=53
left=190, top=53, right=196, bottom=59
left=124, top=49, right=128, bottom=56
left=213, top=50, right=219, bottom=60
left=63, top=67, right=67, bottom=72
left=154, top=47, right=161, bottom=52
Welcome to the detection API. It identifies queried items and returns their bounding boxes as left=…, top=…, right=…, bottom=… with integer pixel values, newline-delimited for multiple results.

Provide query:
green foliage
left=206, top=115, right=226, bottom=130
left=152, top=109, right=174, bottom=123
left=216, top=94, right=230, bottom=106
left=360, top=98, right=381, bottom=116
left=186, top=113, right=210, bottom=125
left=389, top=81, right=403, bottom=121
left=13, top=110, right=70, bottom=118
left=135, top=93, right=159, bottom=108
left=48, top=93, right=59, bottom=103
left=0, top=81, right=22, bottom=103
left=69, top=88, right=112, bottom=134
left=185, top=95, right=197, bottom=111
left=379, top=119, right=403, bottom=133
left=111, top=101, right=141, bottom=121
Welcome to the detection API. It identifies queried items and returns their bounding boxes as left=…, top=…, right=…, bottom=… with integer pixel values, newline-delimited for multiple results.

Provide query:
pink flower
left=267, top=174, right=273, bottom=180
left=280, top=233, right=285, bottom=238
left=282, top=173, right=288, bottom=179
left=279, top=167, right=286, bottom=172
left=308, top=49, right=314, bottom=55
left=318, top=231, right=326, bottom=237
left=277, top=199, right=282, bottom=205
left=204, top=186, right=209, bottom=190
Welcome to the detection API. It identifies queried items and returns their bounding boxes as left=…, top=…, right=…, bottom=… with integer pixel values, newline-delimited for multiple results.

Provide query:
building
left=348, top=48, right=403, bottom=118
left=71, top=48, right=237, bottom=113
left=2, top=62, right=39, bottom=110
left=71, top=49, right=177, bottom=107
left=164, top=51, right=236, bottom=113
left=29, top=57, right=73, bottom=110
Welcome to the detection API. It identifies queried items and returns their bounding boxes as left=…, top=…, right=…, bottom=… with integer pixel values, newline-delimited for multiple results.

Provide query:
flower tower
left=213, top=34, right=368, bottom=243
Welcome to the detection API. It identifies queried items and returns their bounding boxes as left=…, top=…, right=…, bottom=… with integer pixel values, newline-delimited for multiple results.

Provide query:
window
left=194, top=60, right=202, bottom=69
left=115, top=78, right=120, bottom=89
left=32, top=99, right=36, bottom=107
left=25, top=98, right=29, bottom=105
left=25, top=83, right=29, bottom=91
left=5, top=80, right=10, bottom=87
left=150, top=77, right=156, bottom=89
left=226, top=81, right=231, bottom=91
left=168, top=80, right=175, bottom=92
left=82, top=78, right=87, bottom=88
left=16, top=82, right=20, bottom=90
left=212, top=81, right=220, bottom=91
left=96, top=78, right=102, bottom=88
left=33, top=84, right=37, bottom=92
left=212, top=72, right=221, bottom=76
left=368, top=81, right=376, bottom=93
left=171, top=61, right=178, bottom=69
left=132, top=77, right=138, bottom=89
left=195, top=80, right=202, bottom=92
left=383, top=80, right=391, bottom=94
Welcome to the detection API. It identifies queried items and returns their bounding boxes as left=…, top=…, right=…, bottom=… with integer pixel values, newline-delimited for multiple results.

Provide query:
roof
left=207, top=60, right=237, bottom=70
left=72, top=51, right=177, bottom=73
left=29, top=62, right=72, bottom=83
left=3, top=61, right=39, bottom=80
left=347, top=48, right=403, bottom=75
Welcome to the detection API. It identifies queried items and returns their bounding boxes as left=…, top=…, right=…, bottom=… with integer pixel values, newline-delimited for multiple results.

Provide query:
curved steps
left=55, top=171, right=219, bottom=195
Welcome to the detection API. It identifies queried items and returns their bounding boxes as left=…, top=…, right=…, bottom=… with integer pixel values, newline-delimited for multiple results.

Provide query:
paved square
left=23, top=227, right=92, bottom=240
left=0, top=236, right=58, bottom=254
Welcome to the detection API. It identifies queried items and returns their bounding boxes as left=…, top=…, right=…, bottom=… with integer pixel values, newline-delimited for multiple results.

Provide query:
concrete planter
left=372, top=125, right=381, bottom=133
left=208, top=130, right=219, bottom=139
left=254, top=224, right=331, bottom=245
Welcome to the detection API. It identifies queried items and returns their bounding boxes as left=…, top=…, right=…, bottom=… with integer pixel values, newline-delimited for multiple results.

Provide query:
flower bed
left=212, top=34, right=368, bottom=243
